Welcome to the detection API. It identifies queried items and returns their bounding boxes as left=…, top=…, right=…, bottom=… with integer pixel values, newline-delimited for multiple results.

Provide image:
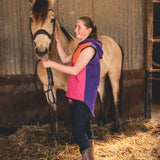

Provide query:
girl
left=41, top=16, right=103, bottom=160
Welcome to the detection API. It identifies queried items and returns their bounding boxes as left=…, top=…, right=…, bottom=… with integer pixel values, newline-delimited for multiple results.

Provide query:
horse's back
left=98, top=35, right=122, bottom=79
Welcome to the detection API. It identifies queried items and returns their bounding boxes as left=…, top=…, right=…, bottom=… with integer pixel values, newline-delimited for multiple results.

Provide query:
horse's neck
left=59, top=30, right=71, bottom=54
left=58, top=28, right=79, bottom=55
left=49, top=26, right=79, bottom=61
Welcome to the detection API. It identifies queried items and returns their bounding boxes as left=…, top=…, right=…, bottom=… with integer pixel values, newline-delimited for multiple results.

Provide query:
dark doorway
left=152, top=1, right=160, bottom=112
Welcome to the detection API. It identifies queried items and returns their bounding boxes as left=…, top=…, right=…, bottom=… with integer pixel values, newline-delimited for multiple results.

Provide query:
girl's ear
left=88, top=28, right=92, bottom=34
left=28, top=0, right=33, bottom=5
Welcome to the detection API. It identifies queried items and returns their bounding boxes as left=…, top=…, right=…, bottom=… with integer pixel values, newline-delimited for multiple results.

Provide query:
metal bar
left=152, top=60, right=160, bottom=67
left=145, top=70, right=152, bottom=119
left=152, top=77, right=160, bottom=80
left=153, top=0, right=160, bottom=3
left=150, top=38, right=160, bottom=42
left=145, top=0, right=153, bottom=119
left=149, top=68, right=160, bottom=72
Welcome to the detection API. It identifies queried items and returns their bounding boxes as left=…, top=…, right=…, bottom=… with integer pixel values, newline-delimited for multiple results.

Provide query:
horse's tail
left=117, top=43, right=124, bottom=118
left=102, top=43, right=124, bottom=125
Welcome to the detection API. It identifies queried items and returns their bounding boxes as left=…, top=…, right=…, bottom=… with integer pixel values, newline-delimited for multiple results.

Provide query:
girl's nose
left=74, top=27, right=78, bottom=33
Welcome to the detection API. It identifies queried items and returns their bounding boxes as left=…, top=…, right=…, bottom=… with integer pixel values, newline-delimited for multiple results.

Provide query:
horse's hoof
left=97, top=116, right=106, bottom=126
left=51, top=139, right=58, bottom=147
left=50, top=137, right=58, bottom=146
left=97, top=120, right=102, bottom=126
left=68, top=99, right=73, bottom=104
left=102, top=119, right=107, bottom=126
left=50, top=134, right=58, bottom=145
left=110, top=123, right=120, bottom=133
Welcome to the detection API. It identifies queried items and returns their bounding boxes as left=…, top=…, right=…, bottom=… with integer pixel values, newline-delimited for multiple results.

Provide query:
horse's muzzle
left=35, top=47, right=49, bottom=59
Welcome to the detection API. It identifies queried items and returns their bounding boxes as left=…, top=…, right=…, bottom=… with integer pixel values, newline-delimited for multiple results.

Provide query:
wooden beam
left=150, top=38, right=160, bottom=42
left=145, top=0, right=153, bottom=119
left=153, top=0, right=160, bottom=3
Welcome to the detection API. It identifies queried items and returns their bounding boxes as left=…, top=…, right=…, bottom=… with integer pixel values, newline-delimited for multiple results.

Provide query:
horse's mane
left=32, top=0, right=49, bottom=24
left=60, top=26, right=73, bottom=41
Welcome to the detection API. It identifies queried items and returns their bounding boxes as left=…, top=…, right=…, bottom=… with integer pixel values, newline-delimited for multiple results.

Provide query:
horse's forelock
left=32, top=0, right=49, bottom=24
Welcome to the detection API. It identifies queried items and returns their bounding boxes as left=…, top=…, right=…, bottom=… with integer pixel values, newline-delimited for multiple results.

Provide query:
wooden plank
left=19, top=0, right=36, bottom=74
left=153, top=0, right=160, bottom=2
left=151, top=38, right=160, bottom=42
left=57, top=0, right=93, bottom=35
left=0, top=0, right=22, bottom=75
left=0, top=0, right=148, bottom=75
left=145, top=0, right=153, bottom=119
left=0, top=70, right=147, bottom=130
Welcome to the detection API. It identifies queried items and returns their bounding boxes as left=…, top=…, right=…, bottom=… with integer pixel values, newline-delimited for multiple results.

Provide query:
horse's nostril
left=35, top=48, right=48, bottom=57
left=45, top=48, right=48, bottom=52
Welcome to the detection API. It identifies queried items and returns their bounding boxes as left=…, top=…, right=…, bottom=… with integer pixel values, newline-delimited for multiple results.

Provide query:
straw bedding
left=0, top=112, right=159, bottom=160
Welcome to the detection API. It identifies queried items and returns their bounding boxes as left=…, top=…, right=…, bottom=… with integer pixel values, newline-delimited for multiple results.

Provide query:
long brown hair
left=78, top=16, right=98, bottom=39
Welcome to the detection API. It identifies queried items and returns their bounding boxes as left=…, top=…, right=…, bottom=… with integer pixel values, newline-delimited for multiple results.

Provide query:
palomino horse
left=28, top=0, right=122, bottom=141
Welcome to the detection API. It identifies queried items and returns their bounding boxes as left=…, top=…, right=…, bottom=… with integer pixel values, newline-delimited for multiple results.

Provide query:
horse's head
left=28, top=0, right=56, bottom=60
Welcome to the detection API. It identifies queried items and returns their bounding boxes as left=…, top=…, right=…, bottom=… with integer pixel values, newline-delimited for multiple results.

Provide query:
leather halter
left=29, top=9, right=56, bottom=51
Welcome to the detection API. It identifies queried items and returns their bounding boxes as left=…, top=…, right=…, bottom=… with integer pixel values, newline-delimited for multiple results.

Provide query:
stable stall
left=0, top=0, right=153, bottom=130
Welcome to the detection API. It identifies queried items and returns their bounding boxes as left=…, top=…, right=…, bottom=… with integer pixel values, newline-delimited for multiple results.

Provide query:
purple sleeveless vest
left=66, top=38, right=103, bottom=117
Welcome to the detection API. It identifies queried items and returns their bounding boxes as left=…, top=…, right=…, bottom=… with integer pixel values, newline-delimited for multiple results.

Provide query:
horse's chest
left=53, top=73, right=69, bottom=91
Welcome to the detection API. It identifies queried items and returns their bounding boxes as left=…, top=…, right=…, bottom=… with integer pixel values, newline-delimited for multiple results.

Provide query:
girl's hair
left=78, top=16, right=98, bottom=39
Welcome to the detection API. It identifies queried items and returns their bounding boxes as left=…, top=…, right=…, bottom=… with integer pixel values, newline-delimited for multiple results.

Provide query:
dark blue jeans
left=72, top=100, right=94, bottom=153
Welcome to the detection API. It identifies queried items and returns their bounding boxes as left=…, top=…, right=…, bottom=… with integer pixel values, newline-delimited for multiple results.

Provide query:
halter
left=29, top=9, right=56, bottom=51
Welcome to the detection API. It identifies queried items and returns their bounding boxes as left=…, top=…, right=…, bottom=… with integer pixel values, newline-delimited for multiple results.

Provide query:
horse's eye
left=51, top=19, right=55, bottom=23
left=29, top=17, right=33, bottom=22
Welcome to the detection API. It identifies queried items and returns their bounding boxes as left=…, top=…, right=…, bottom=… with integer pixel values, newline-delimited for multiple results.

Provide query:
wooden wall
left=0, top=0, right=153, bottom=130
left=0, top=0, right=151, bottom=76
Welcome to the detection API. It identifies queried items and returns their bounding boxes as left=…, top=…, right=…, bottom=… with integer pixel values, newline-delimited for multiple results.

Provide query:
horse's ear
left=28, top=0, right=33, bottom=4
left=48, top=0, right=56, bottom=7
left=28, top=0, right=36, bottom=6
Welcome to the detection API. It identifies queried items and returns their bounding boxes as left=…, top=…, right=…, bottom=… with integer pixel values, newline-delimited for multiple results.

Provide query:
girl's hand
left=41, top=60, right=52, bottom=68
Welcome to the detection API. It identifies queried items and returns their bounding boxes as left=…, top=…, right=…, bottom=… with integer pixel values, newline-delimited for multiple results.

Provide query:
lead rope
left=46, top=68, right=55, bottom=104
left=34, top=60, right=55, bottom=104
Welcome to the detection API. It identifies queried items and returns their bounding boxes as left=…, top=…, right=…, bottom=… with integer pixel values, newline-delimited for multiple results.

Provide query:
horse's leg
left=43, top=85, right=58, bottom=142
left=49, top=103, right=58, bottom=142
left=97, top=77, right=106, bottom=125
left=108, top=71, right=121, bottom=132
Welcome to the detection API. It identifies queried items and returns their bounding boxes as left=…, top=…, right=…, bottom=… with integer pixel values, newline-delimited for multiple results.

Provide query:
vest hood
left=79, top=38, right=103, bottom=59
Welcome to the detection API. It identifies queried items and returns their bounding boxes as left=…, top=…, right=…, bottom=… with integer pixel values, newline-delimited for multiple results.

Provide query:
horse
left=28, top=0, right=122, bottom=142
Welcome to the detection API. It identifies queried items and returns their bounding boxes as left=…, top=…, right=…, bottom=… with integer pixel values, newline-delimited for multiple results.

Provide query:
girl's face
left=74, top=20, right=92, bottom=41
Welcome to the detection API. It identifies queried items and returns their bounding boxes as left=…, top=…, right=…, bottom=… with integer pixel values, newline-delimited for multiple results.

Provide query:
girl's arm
left=41, top=47, right=95, bottom=76
left=55, top=27, right=72, bottom=64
